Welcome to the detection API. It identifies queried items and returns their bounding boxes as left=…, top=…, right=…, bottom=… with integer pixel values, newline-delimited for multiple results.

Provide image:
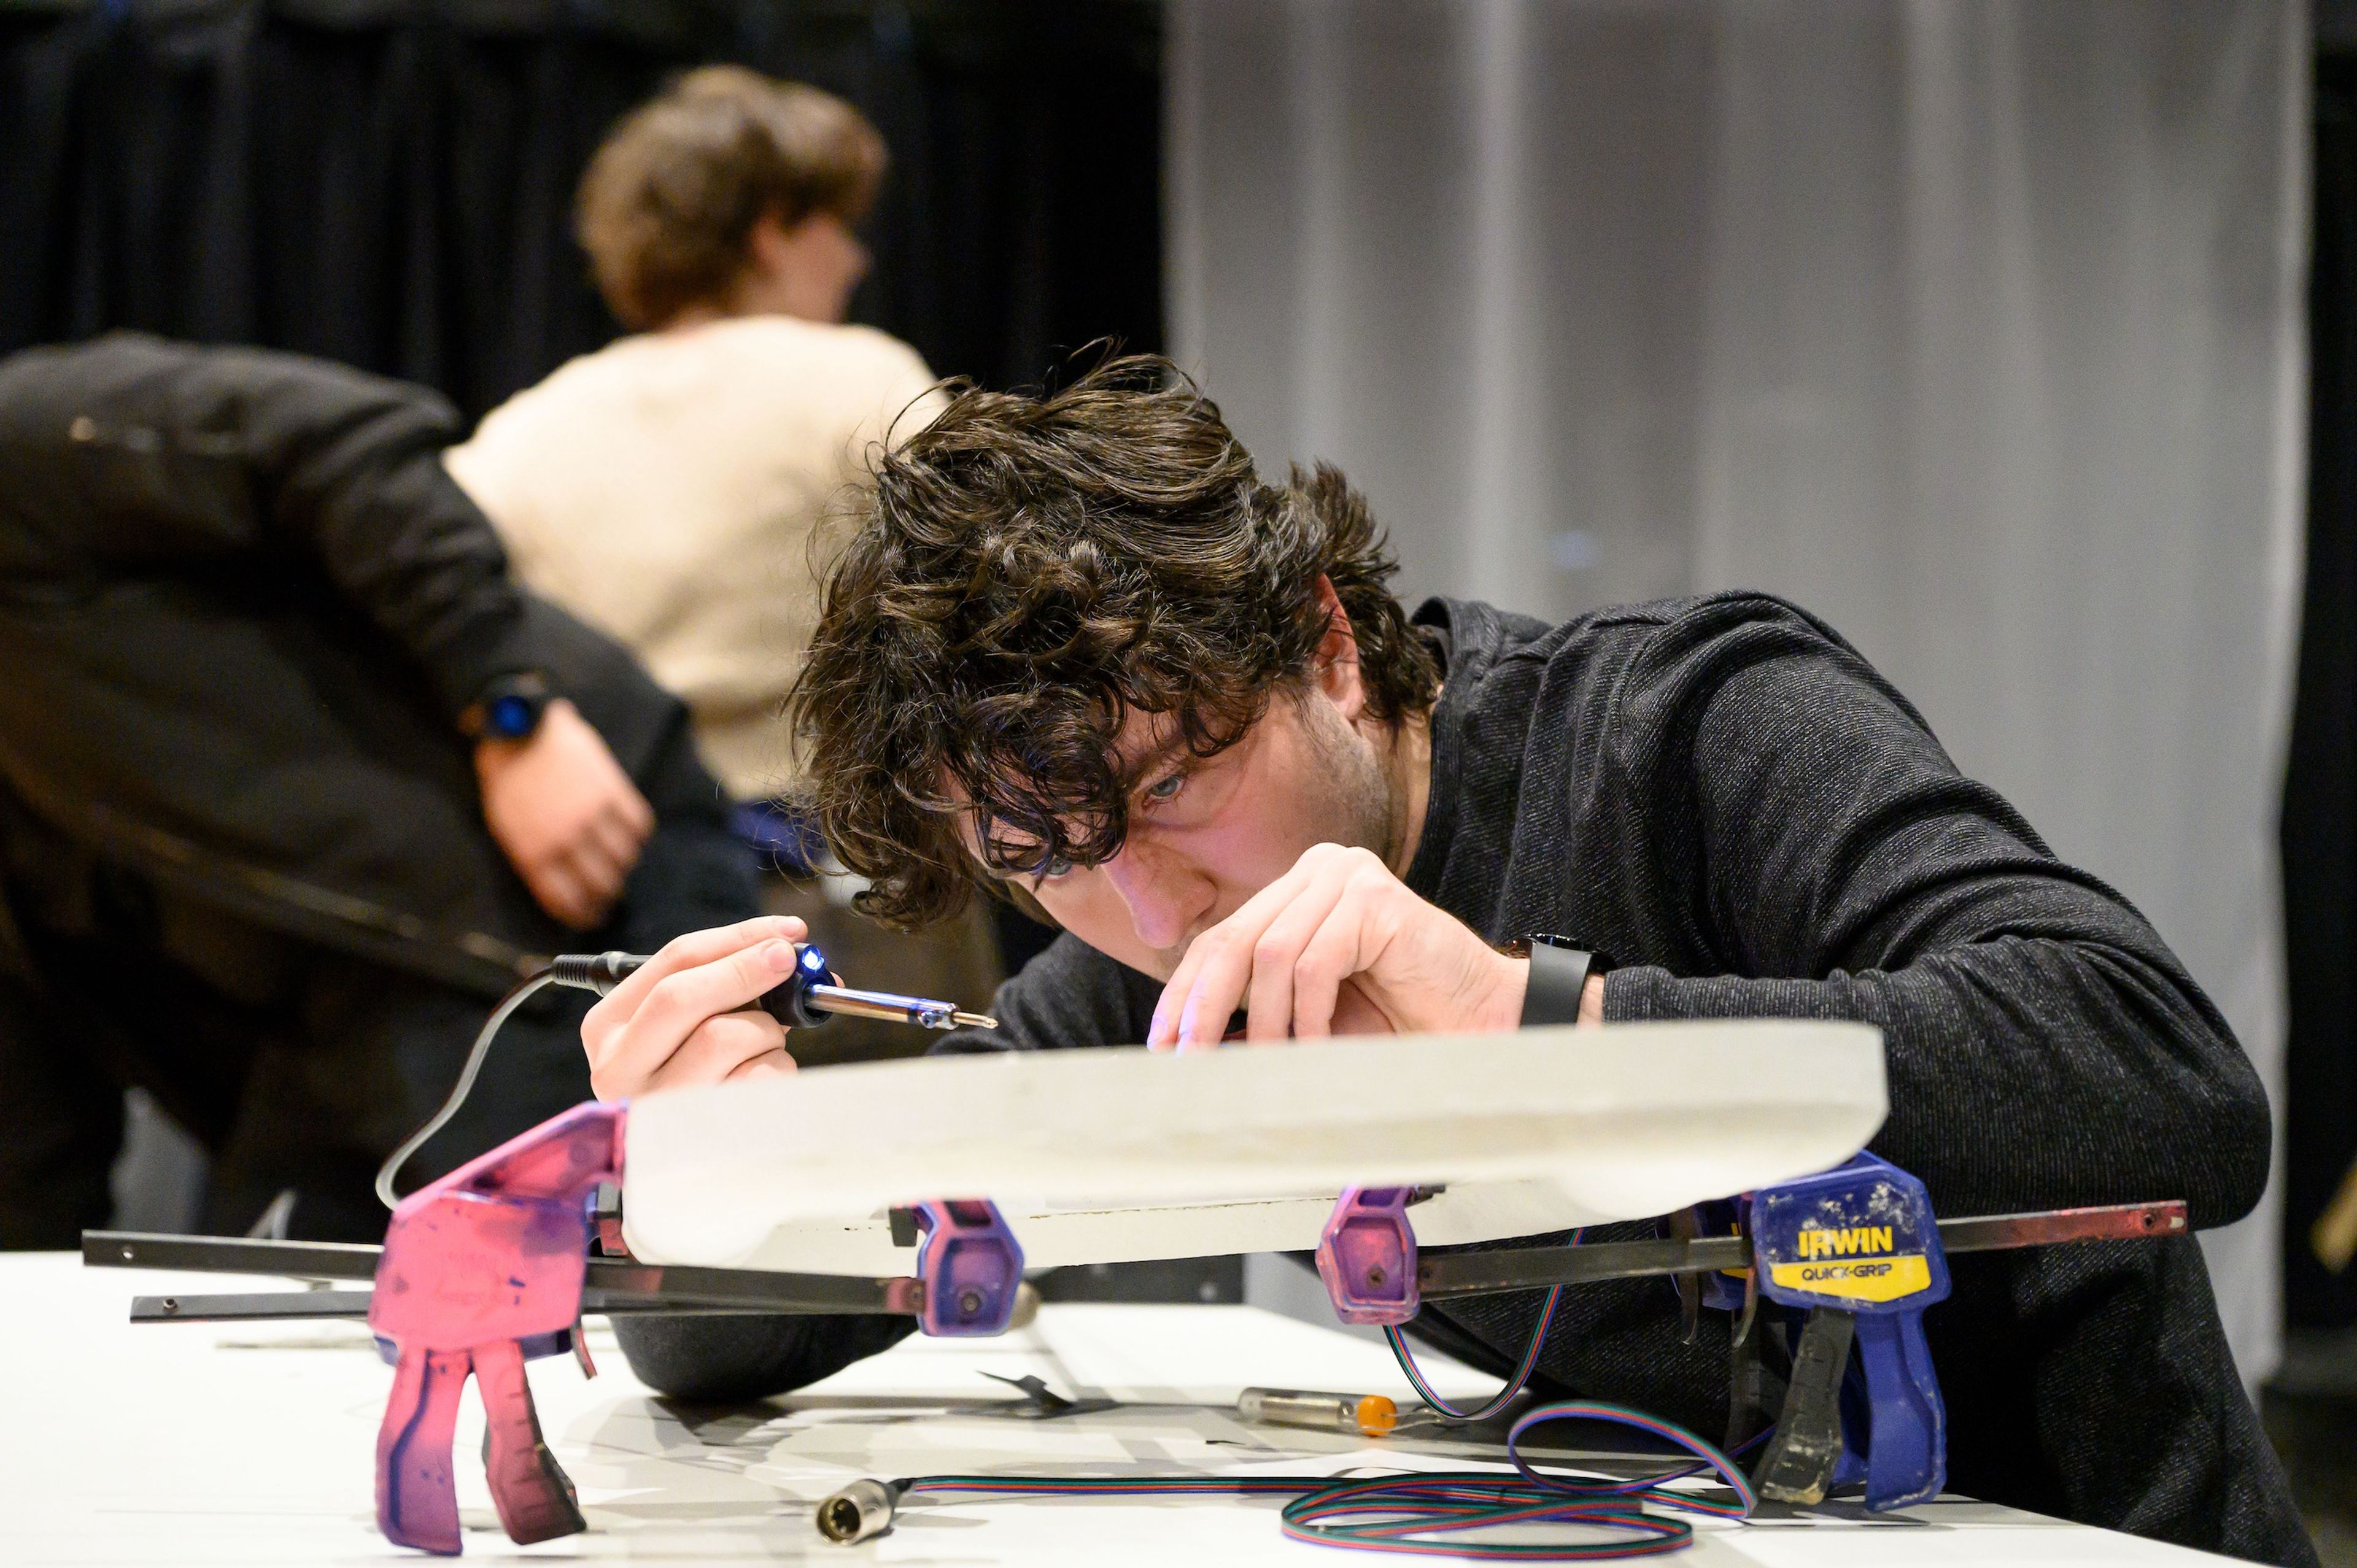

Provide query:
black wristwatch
left=459, top=672, right=553, bottom=742
left=1500, top=933, right=1612, bottom=1027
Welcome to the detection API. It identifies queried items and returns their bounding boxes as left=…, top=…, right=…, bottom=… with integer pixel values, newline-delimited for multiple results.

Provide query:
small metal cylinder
left=1236, top=1387, right=1398, bottom=1438
left=816, top=1478, right=898, bottom=1543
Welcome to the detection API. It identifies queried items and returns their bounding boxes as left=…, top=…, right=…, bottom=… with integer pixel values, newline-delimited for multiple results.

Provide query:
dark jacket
left=0, top=331, right=743, bottom=992
left=615, top=593, right=2312, bottom=1566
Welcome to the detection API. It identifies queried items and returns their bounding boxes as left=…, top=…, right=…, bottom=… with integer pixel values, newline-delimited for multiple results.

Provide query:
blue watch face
left=485, top=693, right=541, bottom=740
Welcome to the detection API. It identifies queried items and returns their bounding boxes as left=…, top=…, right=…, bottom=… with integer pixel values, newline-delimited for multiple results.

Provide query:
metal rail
left=86, top=1230, right=922, bottom=1323
left=1415, top=1199, right=2187, bottom=1300
left=89, top=1199, right=2186, bottom=1324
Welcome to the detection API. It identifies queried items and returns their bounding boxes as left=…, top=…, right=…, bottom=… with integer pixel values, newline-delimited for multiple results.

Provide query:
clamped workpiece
left=1315, top=1156, right=2187, bottom=1515
left=90, top=994, right=2183, bottom=1556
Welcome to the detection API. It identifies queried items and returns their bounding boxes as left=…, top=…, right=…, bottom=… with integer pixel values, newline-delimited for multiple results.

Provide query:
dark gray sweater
left=616, top=593, right=2312, bottom=1566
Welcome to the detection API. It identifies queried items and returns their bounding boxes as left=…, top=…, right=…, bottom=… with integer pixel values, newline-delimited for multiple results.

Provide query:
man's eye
left=1144, top=773, right=1183, bottom=803
left=1034, top=851, right=1074, bottom=880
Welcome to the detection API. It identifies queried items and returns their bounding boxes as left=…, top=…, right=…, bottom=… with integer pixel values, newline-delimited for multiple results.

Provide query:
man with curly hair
left=579, top=358, right=2311, bottom=1566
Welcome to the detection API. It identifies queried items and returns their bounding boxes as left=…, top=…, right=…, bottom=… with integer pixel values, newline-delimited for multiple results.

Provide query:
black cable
left=374, top=968, right=556, bottom=1209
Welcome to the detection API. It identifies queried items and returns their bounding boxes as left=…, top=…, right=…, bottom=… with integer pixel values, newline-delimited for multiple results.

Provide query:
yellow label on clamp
left=1767, top=1254, right=1933, bottom=1303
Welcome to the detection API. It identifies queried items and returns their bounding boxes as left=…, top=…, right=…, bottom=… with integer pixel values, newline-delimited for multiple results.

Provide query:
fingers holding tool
left=581, top=916, right=808, bottom=1097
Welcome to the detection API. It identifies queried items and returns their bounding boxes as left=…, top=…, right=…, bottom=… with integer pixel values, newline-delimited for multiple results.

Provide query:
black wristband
left=1509, top=935, right=1611, bottom=1027
left=458, top=671, right=552, bottom=741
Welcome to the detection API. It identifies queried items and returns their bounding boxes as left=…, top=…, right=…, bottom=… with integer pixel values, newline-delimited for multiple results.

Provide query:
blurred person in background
left=0, top=333, right=757, bottom=1246
left=444, top=67, right=1006, bottom=1052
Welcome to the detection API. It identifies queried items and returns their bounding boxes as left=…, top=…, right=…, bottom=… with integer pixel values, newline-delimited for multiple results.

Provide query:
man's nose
left=1099, top=844, right=1204, bottom=953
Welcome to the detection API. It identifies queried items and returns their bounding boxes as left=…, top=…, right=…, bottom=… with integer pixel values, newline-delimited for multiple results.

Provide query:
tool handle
left=1852, top=1309, right=1947, bottom=1509
left=552, top=944, right=837, bottom=1027
left=1752, top=1307, right=1855, bottom=1505
left=476, top=1338, right=587, bottom=1545
left=376, top=1346, right=470, bottom=1556
left=1239, top=1387, right=1400, bottom=1437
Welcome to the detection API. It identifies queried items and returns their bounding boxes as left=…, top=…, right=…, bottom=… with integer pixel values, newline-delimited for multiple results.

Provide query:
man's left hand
left=1145, top=843, right=1529, bottom=1049
left=476, top=698, right=656, bottom=930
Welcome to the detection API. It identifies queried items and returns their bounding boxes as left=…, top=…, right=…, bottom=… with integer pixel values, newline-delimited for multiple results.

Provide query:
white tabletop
left=2, top=1252, right=2222, bottom=1566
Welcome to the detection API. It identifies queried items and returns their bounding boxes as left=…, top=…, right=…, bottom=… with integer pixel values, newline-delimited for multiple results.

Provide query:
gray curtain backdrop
left=1171, top=0, right=2308, bottom=1381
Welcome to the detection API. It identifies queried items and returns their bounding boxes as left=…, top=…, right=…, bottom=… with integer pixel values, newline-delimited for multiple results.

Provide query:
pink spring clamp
left=362, top=1094, right=1026, bottom=1556
left=911, top=1198, right=1025, bottom=1335
left=368, top=1100, right=626, bottom=1556
left=1316, top=1185, right=1420, bottom=1326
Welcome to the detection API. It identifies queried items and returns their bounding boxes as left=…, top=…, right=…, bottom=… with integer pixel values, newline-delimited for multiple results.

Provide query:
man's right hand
left=581, top=917, right=808, bottom=1098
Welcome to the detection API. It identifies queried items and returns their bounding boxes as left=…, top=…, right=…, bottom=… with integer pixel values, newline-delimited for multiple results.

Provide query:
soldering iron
left=372, top=940, right=996, bottom=1208
left=548, top=944, right=997, bottom=1031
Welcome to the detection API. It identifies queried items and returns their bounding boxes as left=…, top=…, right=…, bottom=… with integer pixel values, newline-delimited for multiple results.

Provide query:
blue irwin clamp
left=1748, top=1154, right=1951, bottom=1510
left=1343, top=1157, right=2184, bottom=1514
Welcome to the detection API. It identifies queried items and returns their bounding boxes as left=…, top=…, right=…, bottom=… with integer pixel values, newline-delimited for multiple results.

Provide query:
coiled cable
left=832, top=1399, right=1757, bottom=1559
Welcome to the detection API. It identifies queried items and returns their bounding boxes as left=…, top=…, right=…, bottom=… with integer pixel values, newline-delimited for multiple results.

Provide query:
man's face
left=972, top=678, right=1395, bottom=981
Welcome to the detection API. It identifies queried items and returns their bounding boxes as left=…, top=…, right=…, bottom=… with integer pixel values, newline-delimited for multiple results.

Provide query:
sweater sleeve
left=0, top=335, right=544, bottom=722
left=1596, top=604, right=2270, bottom=1229
left=217, top=347, right=545, bottom=720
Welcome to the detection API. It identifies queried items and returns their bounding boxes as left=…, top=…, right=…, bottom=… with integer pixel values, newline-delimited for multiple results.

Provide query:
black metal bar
left=1415, top=1200, right=2189, bottom=1298
left=585, top=1259, right=919, bottom=1315
left=131, top=1291, right=379, bottom=1323
left=1417, top=1235, right=1751, bottom=1297
left=126, top=1289, right=835, bottom=1324
left=87, top=1231, right=381, bottom=1281
left=1937, top=1200, right=2187, bottom=1253
left=92, top=1230, right=921, bottom=1319
left=98, top=1199, right=2193, bottom=1318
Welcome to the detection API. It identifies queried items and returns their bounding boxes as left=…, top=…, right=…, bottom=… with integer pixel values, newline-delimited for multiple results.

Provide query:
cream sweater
left=445, top=317, right=942, bottom=800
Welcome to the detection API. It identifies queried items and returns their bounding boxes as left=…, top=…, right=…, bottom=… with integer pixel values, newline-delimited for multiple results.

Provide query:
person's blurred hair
left=788, top=353, right=1442, bottom=931
left=576, top=66, right=886, bottom=330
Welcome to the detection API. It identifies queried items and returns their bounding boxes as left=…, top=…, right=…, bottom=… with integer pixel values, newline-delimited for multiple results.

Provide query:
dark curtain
left=0, top=0, right=1163, bottom=419
left=2285, top=50, right=2357, bottom=1330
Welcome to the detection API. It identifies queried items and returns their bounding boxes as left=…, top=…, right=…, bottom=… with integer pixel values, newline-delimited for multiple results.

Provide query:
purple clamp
left=368, top=1100, right=626, bottom=1556
left=912, top=1199, right=1024, bottom=1335
left=1316, top=1186, right=1420, bottom=1326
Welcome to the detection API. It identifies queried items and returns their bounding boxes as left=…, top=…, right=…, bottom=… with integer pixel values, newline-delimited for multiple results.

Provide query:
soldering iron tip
left=954, top=1011, right=999, bottom=1030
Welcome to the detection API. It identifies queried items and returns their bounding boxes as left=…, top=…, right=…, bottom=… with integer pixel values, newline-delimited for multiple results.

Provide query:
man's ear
left=743, top=210, right=795, bottom=279
left=1310, top=574, right=1368, bottom=721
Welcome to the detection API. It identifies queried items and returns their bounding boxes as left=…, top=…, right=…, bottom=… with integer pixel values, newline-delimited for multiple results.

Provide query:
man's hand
left=1145, top=843, right=1530, bottom=1050
left=476, top=698, right=656, bottom=929
left=580, top=917, right=808, bottom=1098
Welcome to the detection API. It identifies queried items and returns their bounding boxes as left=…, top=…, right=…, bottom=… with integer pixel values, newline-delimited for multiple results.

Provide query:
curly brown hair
left=788, top=355, right=1441, bottom=930
left=576, top=66, right=886, bottom=330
